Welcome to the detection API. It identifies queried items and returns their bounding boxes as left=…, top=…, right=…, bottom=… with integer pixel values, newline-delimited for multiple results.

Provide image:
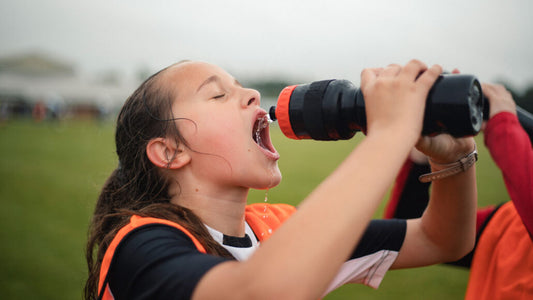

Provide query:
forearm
left=195, top=134, right=413, bottom=299
left=392, top=142, right=477, bottom=269
left=255, top=134, right=413, bottom=296
left=421, top=162, right=477, bottom=260
left=485, top=112, right=533, bottom=235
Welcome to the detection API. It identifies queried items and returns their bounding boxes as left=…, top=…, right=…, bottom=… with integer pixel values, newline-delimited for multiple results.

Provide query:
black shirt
left=107, top=219, right=406, bottom=299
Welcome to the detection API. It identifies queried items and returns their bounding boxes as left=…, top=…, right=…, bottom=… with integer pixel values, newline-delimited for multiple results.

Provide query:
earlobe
left=146, top=138, right=191, bottom=169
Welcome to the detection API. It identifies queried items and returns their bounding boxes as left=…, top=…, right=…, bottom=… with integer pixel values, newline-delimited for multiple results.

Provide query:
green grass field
left=0, top=120, right=509, bottom=299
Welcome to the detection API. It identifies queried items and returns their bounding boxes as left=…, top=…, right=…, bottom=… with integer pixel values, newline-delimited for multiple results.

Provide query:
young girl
left=85, top=60, right=477, bottom=299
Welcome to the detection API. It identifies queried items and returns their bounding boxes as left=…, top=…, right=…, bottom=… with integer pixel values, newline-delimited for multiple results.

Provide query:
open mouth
left=253, top=115, right=269, bottom=149
left=252, top=114, right=278, bottom=157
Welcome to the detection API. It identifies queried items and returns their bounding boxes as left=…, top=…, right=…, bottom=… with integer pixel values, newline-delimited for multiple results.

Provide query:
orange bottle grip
left=276, top=85, right=299, bottom=140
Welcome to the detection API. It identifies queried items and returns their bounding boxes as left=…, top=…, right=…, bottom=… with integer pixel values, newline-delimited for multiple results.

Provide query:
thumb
left=415, top=136, right=431, bottom=152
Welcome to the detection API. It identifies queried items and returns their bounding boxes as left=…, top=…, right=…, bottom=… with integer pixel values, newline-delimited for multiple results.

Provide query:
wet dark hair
left=84, top=63, right=232, bottom=300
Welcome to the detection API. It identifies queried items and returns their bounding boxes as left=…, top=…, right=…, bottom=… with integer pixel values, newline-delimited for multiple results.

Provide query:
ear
left=146, top=137, right=191, bottom=169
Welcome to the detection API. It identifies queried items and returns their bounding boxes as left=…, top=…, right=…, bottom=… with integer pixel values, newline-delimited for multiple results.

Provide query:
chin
left=267, top=177, right=282, bottom=189
left=253, top=173, right=282, bottom=190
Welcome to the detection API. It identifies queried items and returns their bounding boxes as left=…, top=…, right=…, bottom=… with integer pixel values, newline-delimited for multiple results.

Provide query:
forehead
left=161, top=61, right=236, bottom=111
left=165, top=61, right=232, bottom=92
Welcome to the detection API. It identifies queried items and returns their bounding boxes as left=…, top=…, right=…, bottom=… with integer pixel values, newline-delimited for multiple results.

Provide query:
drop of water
left=263, top=189, right=269, bottom=212
left=263, top=189, right=269, bottom=219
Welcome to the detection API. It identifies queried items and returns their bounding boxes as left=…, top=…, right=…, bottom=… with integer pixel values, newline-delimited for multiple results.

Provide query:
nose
left=241, top=88, right=261, bottom=108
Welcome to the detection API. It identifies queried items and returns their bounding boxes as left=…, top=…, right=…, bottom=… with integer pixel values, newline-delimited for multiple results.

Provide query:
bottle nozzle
left=268, top=106, right=277, bottom=122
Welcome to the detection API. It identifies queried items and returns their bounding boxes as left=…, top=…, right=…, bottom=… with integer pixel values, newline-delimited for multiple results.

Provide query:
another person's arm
left=483, top=83, right=533, bottom=238
left=391, top=134, right=477, bottom=268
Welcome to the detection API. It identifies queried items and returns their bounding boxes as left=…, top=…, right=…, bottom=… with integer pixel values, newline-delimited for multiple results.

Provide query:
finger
left=360, top=67, right=380, bottom=86
left=415, top=136, right=429, bottom=151
left=380, top=64, right=402, bottom=77
left=493, top=84, right=510, bottom=95
left=481, top=83, right=496, bottom=99
left=415, top=64, right=443, bottom=89
left=373, top=67, right=384, bottom=75
left=400, top=59, right=428, bottom=80
left=481, top=84, right=499, bottom=116
left=481, top=121, right=487, bottom=132
left=482, top=83, right=506, bottom=102
left=451, top=68, right=460, bottom=74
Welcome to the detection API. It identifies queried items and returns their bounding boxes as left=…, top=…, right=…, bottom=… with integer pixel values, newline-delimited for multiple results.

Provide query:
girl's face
left=167, top=61, right=281, bottom=190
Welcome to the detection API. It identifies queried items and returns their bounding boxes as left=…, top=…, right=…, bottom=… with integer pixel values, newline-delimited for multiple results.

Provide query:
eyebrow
left=196, top=75, right=242, bottom=92
left=196, top=75, right=220, bottom=92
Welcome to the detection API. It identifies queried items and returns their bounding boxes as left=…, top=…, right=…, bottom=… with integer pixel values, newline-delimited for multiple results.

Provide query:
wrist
left=427, top=140, right=477, bottom=165
left=419, top=143, right=477, bottom=183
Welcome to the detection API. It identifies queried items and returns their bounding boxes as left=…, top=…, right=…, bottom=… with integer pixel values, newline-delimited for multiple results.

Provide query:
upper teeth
left=258, top=115, right=268, bottom=129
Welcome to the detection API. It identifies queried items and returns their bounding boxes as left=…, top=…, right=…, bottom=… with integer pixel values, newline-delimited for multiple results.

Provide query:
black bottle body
left=270, top=74, right=484, bottom=140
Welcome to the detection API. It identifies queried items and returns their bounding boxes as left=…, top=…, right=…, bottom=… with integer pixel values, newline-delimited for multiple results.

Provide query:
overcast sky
left=1, top=0, right=532, bottom=91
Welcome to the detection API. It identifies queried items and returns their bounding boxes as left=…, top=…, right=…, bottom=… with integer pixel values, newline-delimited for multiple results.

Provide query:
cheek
left=185, top=120, right=247, bottom=165
left=205, top=120, right=243, bottom=150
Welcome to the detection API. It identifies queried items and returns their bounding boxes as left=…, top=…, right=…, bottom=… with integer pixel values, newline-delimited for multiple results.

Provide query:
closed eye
left=213, top=94, right=226, bottom=100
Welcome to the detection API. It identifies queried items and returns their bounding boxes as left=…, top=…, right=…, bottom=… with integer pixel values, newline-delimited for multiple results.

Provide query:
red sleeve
left=484, top=112, right=533, bottom=237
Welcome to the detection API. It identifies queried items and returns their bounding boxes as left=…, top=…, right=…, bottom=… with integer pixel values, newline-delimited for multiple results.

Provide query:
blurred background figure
left=32, top=100, right=46, bottom=122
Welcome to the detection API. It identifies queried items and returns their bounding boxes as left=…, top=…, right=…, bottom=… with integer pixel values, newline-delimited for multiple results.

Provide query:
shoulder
left=114, top=223, right=203, bottom=258
left=108, top=224, right=229, bottom=299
